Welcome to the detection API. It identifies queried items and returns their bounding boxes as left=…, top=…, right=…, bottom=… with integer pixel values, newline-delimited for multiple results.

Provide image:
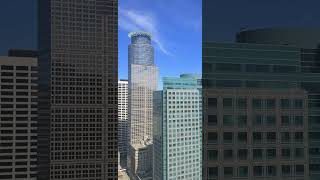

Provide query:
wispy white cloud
left=119, top=8, right=172, bottom=56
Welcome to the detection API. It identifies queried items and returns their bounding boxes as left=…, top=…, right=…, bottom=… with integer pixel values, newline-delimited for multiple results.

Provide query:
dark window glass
left=238, top=149, right=248, bottom=160
left=216, top=63, right=241, bottom=72
left=208, top=132, right=217, bottom=144
left=223, top=98, right=233, bottom=108
left=253, top=166, right=263, bottom=176
left=208, top=167, right=218, bottom=178
left=224, top=167, right=233, bottom=177
left=208, top=115, right=217, bottom=126
left=207, top=150, right=218, bottom=160
left=208, top=98, right=217, bottom=107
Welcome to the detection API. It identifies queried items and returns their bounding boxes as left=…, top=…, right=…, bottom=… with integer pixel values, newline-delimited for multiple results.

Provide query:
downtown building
left=153, top=74, right=202, bottom=180
left=118, top=80, right=128, bottom=169
left=203, top=5, right=320, bottom=178
left=38, top=0, right=118, bottom=179
left=127, top=32, right=158, bottom=180
left=0, top=51, right=38, bottom=180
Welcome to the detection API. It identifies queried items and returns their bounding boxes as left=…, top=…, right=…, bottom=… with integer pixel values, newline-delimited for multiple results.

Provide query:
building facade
left=202, top=20, right=320, bottom=179
left=203, top=88, right=309, bottom=180
left=118, top=80, right=128, bottom=168
left=128, top=32, right=158, bottom=179
left=0, top=55, right=38, bottom=180
left=38, top=0, right=118, bottom=179
left=154, top=74, right=202, bottom=180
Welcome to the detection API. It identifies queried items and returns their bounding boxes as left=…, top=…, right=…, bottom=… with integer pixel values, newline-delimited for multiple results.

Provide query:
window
left=223, top=115, right=233, bottom=127
left=295, top=165, right=304, bottom=176
left=208, top=132, right=217, bottom=144
left=266, top=149, right=276, bottom=160
left=207, top=150, right=218, bottom=161
left=216, top=63, right=241, bottom=72
left=208, top=115, right=217, bottom=126
left=224, top=132, right=233, bottom=143
left=281, top=116, right=290, bottom=126
left=253, top=132, right=262, bottom=144
left=295, top=132, right=304, bottom=142
left=1, top=65, right=13, bottom=70
left=254, top=115, right=263, bottom=126
left=266, top=99, right=276, bottom=109
left=281, top=148, right=291, bottom=159
left=295, top=148, right=304, bottom=158
left=237, top=115, right=247, bottom=127
left=238, top=166, right=248, bottom=177
left=281, top=99, right=290, bottom=109
left=237, top=98, right=247, bottom=109
left=294, top=116, right=303, bottom=126
left=309, top=116, right=320, bottom=126
left=223, top=98, right=233, bottom=108
left=253, top=166, right=263, bottom=177
left=224, top=167, right=233, bottom=177
left=246, top=64, right=269, bottom=73
left=274, top=65, right=296, bottom=73
left=238, top=132, right=247, bottom=143
left=266, top=132, right=276, bottom=143
left=253, top=99, right=262, bottom=109
left=266, top=116, right=276, bottom=126
left=281, top=132, right=290, bottom=143
left=282, top=165, right=291, bottom=176
left=253, top=149, right=263, bottom=160
left=224, top=150, right=233, bottom=160
left=207, top=167, right=218, bottom=178
left=267, top=166, right=277, bottom=176
left=208, top=98, right=217, bottom=107
left=238, top=149, right=248, bottom=160
left=294, top=99, right=303, bottom=109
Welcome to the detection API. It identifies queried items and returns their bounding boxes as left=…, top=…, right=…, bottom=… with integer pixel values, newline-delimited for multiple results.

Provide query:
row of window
left=207, top=164, right=305, bottom=178
left=1, top=65, right=34, bottom=71
left=207, top=132, right=304, bottom=144
left=208, top=98, right=304, bottom=109
left=207, top=147, right=305, bottom=161
left=204, top=63, right=298, bottom=74
left=208, top=114, right=304, bottom=127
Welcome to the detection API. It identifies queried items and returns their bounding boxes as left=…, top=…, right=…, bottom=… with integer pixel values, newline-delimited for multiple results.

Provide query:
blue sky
left=118, top=0, right=202, bottom=82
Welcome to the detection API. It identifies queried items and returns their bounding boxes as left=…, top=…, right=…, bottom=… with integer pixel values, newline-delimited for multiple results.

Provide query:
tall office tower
left=153, top=74, right=202, bottom=180
left=203, top=6, right=320, bottom=178
left=118, top=80, right=128, bottom=168
left=0, top=53, right=38, bottom=180
left=38, top=0, right=118, bottom=179
left=128, top=32, right=158, bottom=180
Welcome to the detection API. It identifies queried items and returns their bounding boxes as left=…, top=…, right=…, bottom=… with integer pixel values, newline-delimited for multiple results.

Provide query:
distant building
left=119, top=80, right=129, bottom=168
left=153, top=74, right=202, bottom=180
left=128, top=32, right=158, bottom=180
left=0, top=55, right=38, bottom=179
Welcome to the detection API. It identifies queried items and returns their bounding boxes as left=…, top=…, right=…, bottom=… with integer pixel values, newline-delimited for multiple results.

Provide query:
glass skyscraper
left=38, top=0, right=118, bottom=179
left=153, top=74, right=202, bottom=180
left=128, top=32, right=158, bottom=180
left=203, top=24, right=320, bottom=179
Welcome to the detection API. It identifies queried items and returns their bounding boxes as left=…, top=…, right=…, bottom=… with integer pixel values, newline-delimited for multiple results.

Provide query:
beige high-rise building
left=119, top=80, right=128, bottom=168
left=0, top=53, right=38, bottom=180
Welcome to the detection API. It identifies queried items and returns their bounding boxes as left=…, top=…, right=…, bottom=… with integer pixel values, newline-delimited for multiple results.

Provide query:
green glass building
left=203, top=27, right=320, bottom=180
left=153, top=74, right=202, bottom=180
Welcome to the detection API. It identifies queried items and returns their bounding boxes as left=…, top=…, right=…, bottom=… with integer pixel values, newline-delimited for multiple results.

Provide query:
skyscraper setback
left=38, top=0, right=118, bottom=179
left=128, top=32, right=158, bottom=179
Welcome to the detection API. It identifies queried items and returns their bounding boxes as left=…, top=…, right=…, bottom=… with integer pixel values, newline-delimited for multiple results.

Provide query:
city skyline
left=1, top=1, right=320, bottom=180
